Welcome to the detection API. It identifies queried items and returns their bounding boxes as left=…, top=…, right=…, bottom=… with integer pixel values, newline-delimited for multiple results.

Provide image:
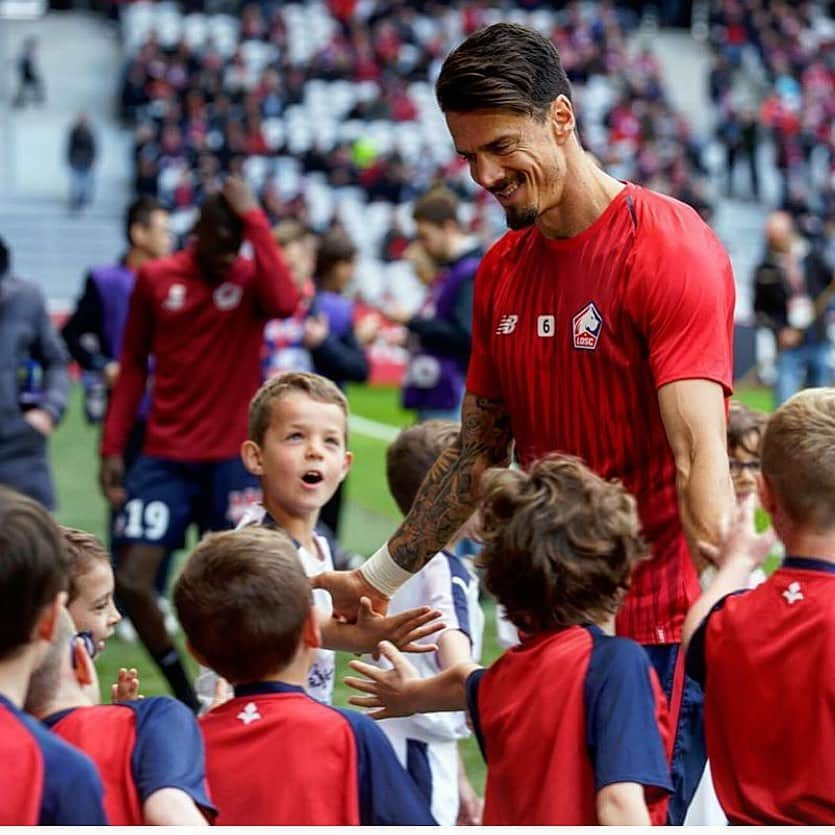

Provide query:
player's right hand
left=222, top=175, right=259, bottom=216
left=99, top=454, right=126, bottom=508
left=310, top=568, right=389, bottom=622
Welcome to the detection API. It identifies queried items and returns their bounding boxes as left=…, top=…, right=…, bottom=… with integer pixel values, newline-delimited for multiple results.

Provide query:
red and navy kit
left=0, top=695, right=106, bottom=825
left=43, top=696, right=214, bottom=825
left=465, top=625, right=672, bottom=825
left=102, top=208, right=298, bottom=462
left=687, top=557, right=835, bottom=824
left=467, top=183, right=735, bottom=645
left=200, top=681, right=436, bottom=825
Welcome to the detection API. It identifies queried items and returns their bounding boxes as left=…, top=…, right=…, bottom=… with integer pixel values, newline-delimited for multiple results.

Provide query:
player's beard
left=505, top=203, right=538, bottom=230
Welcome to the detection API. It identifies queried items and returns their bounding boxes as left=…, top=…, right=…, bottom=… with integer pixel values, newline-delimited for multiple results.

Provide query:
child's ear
left=302, top=607, right=322, bottom=650
left=34, top=592, right=67, bottom=644
left=72, top=639, right=97, bottom=692
left=240, top=440, right=263, bottom=477
left=758, top=473, right=776, bottom=516
left=339, top=450, right=353, bottom=483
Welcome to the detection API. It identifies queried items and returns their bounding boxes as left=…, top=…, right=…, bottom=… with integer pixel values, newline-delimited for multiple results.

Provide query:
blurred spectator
left=307, top=227, right=377, bottom=537
left=13, top=36, right=45, bottom=108
left=388, top=187, right=481, bottom=421
left=66, top=114, right=97, bottom=213
left=753, top=211, right=833, bottom=405
left=0, top=236, right=70, bottom=510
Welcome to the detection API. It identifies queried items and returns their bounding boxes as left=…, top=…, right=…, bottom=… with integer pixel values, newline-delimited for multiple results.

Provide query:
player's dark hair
left=248, top=371, right=349, bottom=447
left=727, top=400, right=766, bottom=457
left=198, top=192, right=244, bottom=252
left=0, top=235, right=9, bottom=277
left=436, top=23, right=573, bottom=121
left=412, top=188, right=460, bottom=227
left=174, top=527, right=313, bottom=684
left=386, top=420, right=460, bottom=515
left=125, top=196, right=164, bottom=246
left=59, top=527, right=110, bottom=605
left=478, top=455, right=647, bottom=633
left=0, top=486, right=69, bottom=660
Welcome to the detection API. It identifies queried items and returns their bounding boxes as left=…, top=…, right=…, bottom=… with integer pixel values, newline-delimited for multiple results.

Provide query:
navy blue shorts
left=113, top=455, right=261, bottom=550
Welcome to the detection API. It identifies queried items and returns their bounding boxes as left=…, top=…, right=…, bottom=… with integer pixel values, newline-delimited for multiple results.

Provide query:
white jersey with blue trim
left=377, top=549, right=484, bottom=744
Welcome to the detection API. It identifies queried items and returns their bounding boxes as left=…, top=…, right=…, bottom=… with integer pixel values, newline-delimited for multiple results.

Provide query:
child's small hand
left=111, top=667, right=142, bottom=703
left=457, top=778, right=483, bottom=826
left=209, top=676, right=233, bottom=711
left=697, top=493, right=776, bottom=572
left=345, top=641, right=421, bottom=719
left=355, top=597, right=444, bottom=654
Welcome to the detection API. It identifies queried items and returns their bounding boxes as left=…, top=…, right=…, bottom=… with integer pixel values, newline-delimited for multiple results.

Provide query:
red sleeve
left=465, top=250, right=502, bottom=400
left=627, top=211, right=735, bottom=395
left=242, top=209, right=299, bottom=319
left=100, top=270, right=153, bottom=456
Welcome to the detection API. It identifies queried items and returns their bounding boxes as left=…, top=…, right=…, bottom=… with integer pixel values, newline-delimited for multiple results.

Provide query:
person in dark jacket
left=0, top=237, right=70, bottom=509
left=67, top=113, right=97, bottom=212
left=307, top=228, right=378, bottom=537
left=753, top=211, right=833, bottom=405
left=388, top=187, right=482, bottom=421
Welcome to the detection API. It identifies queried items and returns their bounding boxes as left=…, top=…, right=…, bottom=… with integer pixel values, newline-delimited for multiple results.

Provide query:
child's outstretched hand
left=209, top=676, right=233, bottom=711
left=697, top=493, right=776, bottom=571
left=345, top=641, right=420, bottom=719
left=111, top=667, right=142, bottom=703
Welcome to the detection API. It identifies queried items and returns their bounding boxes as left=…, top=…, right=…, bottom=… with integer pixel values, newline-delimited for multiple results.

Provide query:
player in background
left=175, top=526, right=437, bottom=825
left=380, top=420, right=484, bottom=825
left=0, top=486, right=106, bottom=825
left=100, top=177, right=299, bottom=710
left=314, top=23, right=735, bottom=823
left=26, top=608, right=213, bottom=825
left=346, top=455, right=672, bottom=825
left=61, top=197, right=174, bottom=640
left=684, top=388, right=835, bottom=824
left=198, top=371, right=444, bottom=708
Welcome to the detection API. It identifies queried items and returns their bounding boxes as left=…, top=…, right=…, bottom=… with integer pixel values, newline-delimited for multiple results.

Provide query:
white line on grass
left=349, top=414, right=401, bottom=442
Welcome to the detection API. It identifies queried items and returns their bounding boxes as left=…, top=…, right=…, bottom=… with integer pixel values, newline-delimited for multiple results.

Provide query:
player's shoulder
left=480, top=228, right=538, bottom=274
left=129, top=694, right=196, bottom=728
left=329, top=705, right=391, bottom=752
left=137, top=249, right=191, bottom=282
left=586, top=627, right=652, bottom=670
left=18, top=706, right=100, bottom=782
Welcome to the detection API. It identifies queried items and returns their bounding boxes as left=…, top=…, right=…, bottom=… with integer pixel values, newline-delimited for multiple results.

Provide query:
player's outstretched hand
left=345, top=641, right=420, bottom=720
left=697, top=493, right=776, bottom=571
left=222, top=175, right=259, bottom=216
left=99, top=454, right=126, bottom=508
left=111, top=667, right=142, bottom=703
left=311, top=568, right=389, bottom=623
left=355, top=597, right=443, bottom=654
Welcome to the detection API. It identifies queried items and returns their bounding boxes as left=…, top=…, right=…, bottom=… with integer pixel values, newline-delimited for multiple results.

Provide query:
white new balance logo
left=496, top=314, right=519, bottom=335
left=237, top=702, right=261, bottom=725
left=782, top=581, right=804, bottom=605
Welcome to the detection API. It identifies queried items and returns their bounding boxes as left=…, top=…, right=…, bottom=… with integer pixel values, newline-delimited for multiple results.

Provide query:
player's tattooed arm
left=388, top=392, right=513, bottom=573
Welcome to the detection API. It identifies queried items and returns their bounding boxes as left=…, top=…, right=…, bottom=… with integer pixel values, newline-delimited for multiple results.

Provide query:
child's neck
left=263, top=500, right=318, bottom=553
left=0, top=650, right=38, bottom=708
left=781, top=528, right=835, bottom=563
left=256, top=652, right=312, bottom=690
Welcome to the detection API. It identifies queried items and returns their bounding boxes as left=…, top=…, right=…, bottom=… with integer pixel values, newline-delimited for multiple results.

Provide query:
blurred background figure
left=0, top=236, right=69, bottom=510
left=753, top=211, right=833, bottom=406
left=66, top=113, right=97, bottom=213
left=13, top=36, right=45, bottom=108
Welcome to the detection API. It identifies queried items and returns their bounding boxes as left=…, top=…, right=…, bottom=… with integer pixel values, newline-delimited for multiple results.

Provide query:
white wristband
left=359, top=543, right=415, bottom=598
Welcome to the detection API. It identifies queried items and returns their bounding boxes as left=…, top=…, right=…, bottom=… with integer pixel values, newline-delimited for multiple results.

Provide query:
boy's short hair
left=412, top=188, right=460, bottom=227
left=59, top=527, right=110, bottom=605
left=477, top=455, right=647, bottom=634
left=0, top=486, right=68, bottom=660
left=727, top=400, right=767, bottom=455
left=761, top=388, right=835, bottom=530
left=248, top=371, right=350, bottom=447
left=386, top=420, right=460, bottom=515
left=272, top=219, right=310, bottom=248
left=314, top=228, right=357, bottom=280
left=174, top=527, right=312, bottom=684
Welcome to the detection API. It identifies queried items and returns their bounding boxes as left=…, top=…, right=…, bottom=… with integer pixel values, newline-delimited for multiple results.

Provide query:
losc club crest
left=572, top=302, right=603, bottom=351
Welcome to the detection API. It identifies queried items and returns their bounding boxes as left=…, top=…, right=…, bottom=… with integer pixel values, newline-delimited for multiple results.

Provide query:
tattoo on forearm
left=389, top=395, right=512, bottom=572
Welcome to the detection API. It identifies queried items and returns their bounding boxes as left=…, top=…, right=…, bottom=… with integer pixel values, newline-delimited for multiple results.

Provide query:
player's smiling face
left=446, top=101, right=573, bottom=231
left=248, top=392, right=352, bottom=520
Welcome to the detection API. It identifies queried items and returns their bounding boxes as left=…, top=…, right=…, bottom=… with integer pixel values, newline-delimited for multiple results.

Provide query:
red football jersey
left=102, top=209, right=298, bottom=461
left=467, top=183, right=735, bottom=644
left=467, top=625, right=672, bottom=825
left=687, top=558, right=835, bottom=824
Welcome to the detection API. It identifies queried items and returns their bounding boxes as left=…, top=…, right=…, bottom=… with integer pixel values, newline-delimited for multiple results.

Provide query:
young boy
left=25, top=609, right=213, bottom=826
left=174, top=526, right=437, bottom=825
left=0, top=486, right=106, bottom=825
left=230, top=371, right=442, bottom=706
left=683, top=388, right=835, bottom=824
left=346, top=455, right=673, bottom=825
left=382, top=420, right=484, bottom=825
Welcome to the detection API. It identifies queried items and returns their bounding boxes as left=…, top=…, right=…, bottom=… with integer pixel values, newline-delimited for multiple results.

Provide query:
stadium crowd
left=4, top=0, right=835, bottom=827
